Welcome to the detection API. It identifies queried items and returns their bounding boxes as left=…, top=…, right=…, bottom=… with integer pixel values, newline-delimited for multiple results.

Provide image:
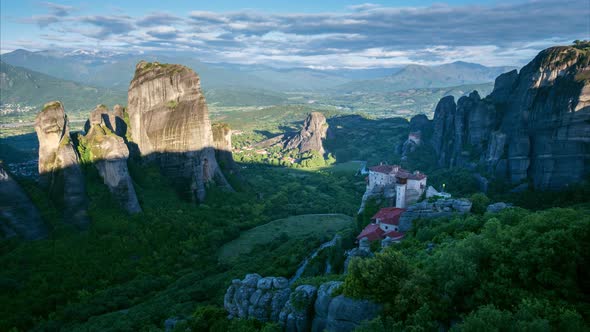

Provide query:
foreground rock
left=127, top=61, right=231, bottom=202
left=35, top=101, right=89, bottom=229
left=0, top=164, right=48, bottom=240
left=429, top=45, right=590, bottom=189
left=81, top=112, right=141, bottom=214
left=224, top=275, right=381, bottom=332
left=398, top=198, right=472, bottom=232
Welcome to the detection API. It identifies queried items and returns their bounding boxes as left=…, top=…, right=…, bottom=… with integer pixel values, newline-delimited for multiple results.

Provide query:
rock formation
left=398, top=198, right=472, bottom=232
left=84, top=104, right=129, bottom=138
left=224, top=274, right=381, bottom=332
left=401, top=114, right=432, bottom=160
left=127, top=61, right=231, bottom=201
left=212, top=123, right=237, bottom=172
left=428, top=45, right=590, bottom=189
left=0, top=164, right=48, bottom=240
left=34, top=101, right=89, bottom=229
left=80, top=109, right=141, bottom=214
left=284, top=112, right=329, bottom=155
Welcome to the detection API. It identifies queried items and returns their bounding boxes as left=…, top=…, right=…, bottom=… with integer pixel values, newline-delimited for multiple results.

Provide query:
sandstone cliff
left=284, top=112, right=329, bottom=155
left=127, top=61, right=231, bottom=201
left=80, top=106, right=141, bottom=214
left=429, top=45, right=590, bottom=189
left=84, top=104, right=129, bottom=138
left=212, top=123, right=237, bottom=172
left=34, top=101, right=89, bottom=229
left=0, top=164, right=48, bottom=240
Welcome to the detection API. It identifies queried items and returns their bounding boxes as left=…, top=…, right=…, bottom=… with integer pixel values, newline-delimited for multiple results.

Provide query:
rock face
left=84, top=104, right=129, bottom=138
left=429, top=45, right=590, bottom=189
left=127, top=61, right=231, bottom=201
left=81, top=118, right=141, bottom=214
left=225, top=275, right=381, bottom=332
left=0, top=164, right=48, bottom=240
left=284, top=112, right=329, bottom=155
left=225, top=274, right=291, bottom=322
left=401, top=114, right=432, bottom=161
left=35, top=101, right=89, bottom=229
left=398, top=198, right=472, bottom=232
left=212, top=123, right=237, bottom=172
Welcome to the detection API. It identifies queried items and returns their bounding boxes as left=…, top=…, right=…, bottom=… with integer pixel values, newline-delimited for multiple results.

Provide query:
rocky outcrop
left=127, top=61, right=231, bottom=202
left=429, top=45, right=590, bottom=189
left=84, top=104, right=129, bottom=138
left=284, top=112, right=329, bottom=155
left=0, top=164, right=48, bottom=240
left=81, top=120, right=141, bottom=214
left=430, top=96, right=457, bottom=166
left=486, top=202, right=513, bottom=213
left=225, top=274, right=291, bottom=322
left=35, top=101, right=89, bottom=229
left=398, top=198, right=472, bottom=232
left=225, top=275, right=381, bottom=332
left=401, top=114, right=432, bottom=161
left=212, top=123, right=237, bottom=172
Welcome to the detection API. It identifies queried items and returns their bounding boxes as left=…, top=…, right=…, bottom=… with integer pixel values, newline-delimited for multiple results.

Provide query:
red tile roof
left=369, top=164, right=426, bottom=180
left=368, top=165, right=399, bottom=174
left=383, top=231, right=405, bottom=240
left=371, top=207, right=405, bottom=225
left=356, top=223, right=384, bottom=241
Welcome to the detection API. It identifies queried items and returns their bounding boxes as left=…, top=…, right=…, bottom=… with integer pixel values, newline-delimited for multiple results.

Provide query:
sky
left=1, top=0, right=589, bottom=69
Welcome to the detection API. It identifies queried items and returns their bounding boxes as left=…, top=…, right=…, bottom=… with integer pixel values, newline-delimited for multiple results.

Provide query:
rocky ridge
left=428, top=45, right=590, bottom=189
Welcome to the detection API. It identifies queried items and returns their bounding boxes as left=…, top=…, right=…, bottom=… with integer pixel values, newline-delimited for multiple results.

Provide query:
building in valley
left=366, top=164, right=427, bottom=208
left=356, top=207, right=406, bottom=243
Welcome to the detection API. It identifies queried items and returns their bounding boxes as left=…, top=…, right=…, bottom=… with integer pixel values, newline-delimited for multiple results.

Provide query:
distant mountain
left=335, top=61, right=516, bottom=93
left=1, top=50, right=353, bottom=91
left=0, top=61, right=126, bottom=116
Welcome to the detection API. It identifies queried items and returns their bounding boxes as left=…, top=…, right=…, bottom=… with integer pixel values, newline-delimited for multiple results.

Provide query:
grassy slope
left=218, top=214, right=354, bottom=262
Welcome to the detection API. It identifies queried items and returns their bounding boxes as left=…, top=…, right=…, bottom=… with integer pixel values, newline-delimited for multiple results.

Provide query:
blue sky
left=1, top=0, right=588, bottom=68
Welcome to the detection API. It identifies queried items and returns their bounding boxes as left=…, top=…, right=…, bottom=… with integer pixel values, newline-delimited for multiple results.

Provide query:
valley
left=0, top=38, right=589, bottom=332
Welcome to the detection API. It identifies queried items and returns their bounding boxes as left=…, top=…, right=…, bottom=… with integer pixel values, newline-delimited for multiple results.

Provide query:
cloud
left=77, top=15, right=135, bottom=38
left=10, top=0, right=590, bottom=68
left=41, top=2, right=74, bottom=16
left=136, top=12, right=181, bottom=27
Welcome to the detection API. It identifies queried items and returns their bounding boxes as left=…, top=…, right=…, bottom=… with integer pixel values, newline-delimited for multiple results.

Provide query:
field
left=218, top=214, right=354, bottom=262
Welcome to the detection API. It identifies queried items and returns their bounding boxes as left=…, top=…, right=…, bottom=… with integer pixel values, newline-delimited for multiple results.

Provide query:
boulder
left=224, top=274, right=291, bottom=323
left=324, top=295, right=382, bottom=332
left=486, top=202, right=513, bottom=213
left=34, top=101, right=89, bottom=229
left=279, top=285, right=317, bottom=332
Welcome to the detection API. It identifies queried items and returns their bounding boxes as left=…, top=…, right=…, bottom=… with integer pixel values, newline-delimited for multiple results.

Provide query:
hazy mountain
left=335, top=61, right=516, bottom=93
left=1, top=49, right=352, bottom=91
left=0, top=61, right=126, bottom=115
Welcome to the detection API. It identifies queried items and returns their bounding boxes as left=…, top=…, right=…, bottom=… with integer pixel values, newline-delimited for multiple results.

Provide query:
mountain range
left=335, top=61, right=516, bottom=93
left=2, top=49, right=514, bottom=93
